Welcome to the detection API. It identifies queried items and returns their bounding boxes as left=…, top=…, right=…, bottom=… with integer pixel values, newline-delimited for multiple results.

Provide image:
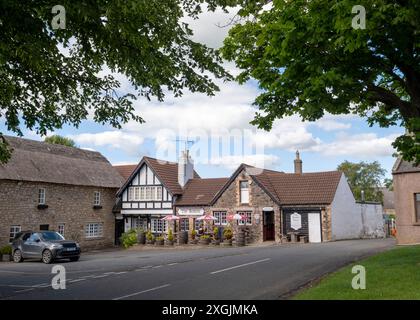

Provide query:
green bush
left=223, top=228, right=233, bottom=240
left=120, top=229, right=137, bottom=249
left=168, top=229, right=174, bottom=242
left=146, top=230, right=154, bottom=241
left=191, top=230, right=196, bottom=240
left=156, top=236, right=164, bottom=241
left=200, top=235, right=211, bottom=240
left=213, top=227, right=219, bottom=240
left=0, top=245, right=12, bottom=255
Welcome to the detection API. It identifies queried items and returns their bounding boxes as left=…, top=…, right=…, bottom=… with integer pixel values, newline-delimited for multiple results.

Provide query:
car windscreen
left=39, top=231, right=65, bottom=241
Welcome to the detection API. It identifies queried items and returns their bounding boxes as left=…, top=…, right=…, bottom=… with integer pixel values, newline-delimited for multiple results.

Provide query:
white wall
left=330, top=173, right=363, bottom=240
left=330, top=174, right=385, bottom=240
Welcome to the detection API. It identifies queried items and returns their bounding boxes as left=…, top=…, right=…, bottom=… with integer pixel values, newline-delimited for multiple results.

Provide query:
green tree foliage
left=383, top=177, right=394, bottom=191
left=337, top=160, right=386, bottom=202
left=222, top=0, right=420, bottom=164
left=0, top=0, right=237, bottom=163
left=44, top=135, right=76, bottom=148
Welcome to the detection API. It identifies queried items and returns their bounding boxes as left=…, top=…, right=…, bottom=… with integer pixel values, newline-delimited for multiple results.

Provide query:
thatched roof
left=0, top=136, right=123, bottom=188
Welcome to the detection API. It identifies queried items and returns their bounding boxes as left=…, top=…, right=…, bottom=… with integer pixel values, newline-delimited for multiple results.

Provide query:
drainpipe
left=360, top=190, right=367, bottom=237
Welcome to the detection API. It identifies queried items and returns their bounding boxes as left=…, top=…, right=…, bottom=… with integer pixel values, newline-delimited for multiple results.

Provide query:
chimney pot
left=294, top=150, right=303, bottom=174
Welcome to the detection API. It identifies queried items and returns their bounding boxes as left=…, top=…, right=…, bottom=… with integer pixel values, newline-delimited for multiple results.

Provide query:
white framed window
left=238, top=211, right=252, bottom=225
left=180, top=218, right=189, bottom=232
left=94, top=191, right=101, bottom=206
left=140, top=187, right=145, bottom=200
left=214, top=211, right=227, bottom=226
left=131, top=217, right=147, bottom=230
left=9, top=225, right=21, bottom=242
left=58, top=223, right=65, bottom=236
left=151, top=218, right=167, bottom=233
left=156, top=186, right=162, bottom=200
left=194, top=219, right=203, bottom=231
left=85, top=223, right=103, bottom=238
left=146, top=187, right=152, bottom=200
left=415, top=193, right=420, bottom=223
left=240, top=181, right=249, bottom=204
left=128, top=188, right=134, bottom=201
left=38, top=188, right=46, bottom=205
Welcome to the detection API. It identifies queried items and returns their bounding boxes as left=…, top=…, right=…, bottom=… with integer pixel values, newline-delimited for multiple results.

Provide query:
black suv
left=12, top=231, right=81, bottom=264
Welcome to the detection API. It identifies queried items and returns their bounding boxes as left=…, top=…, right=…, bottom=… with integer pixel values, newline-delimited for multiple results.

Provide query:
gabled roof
left=0, top=136, right=123, bottom=188
left=253, top=171, right=342, bottom=205
left=113, top=164, right=137, bottom=180
left=392, top=158, right=420, bottom=175
left=175, top=178, right=229, bottom=206
left=211, top=163, right=342, bottom=206
left=116, top=156, right=200, bottom=196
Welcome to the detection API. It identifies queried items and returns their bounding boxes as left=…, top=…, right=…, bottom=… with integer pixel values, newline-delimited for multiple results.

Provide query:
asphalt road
left=0, top=238, right=394, bottom=300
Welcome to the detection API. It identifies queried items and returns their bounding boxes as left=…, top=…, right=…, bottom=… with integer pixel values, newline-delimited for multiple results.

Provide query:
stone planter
left=137, top=232, right=146, bottom=245
left=199, top=238, right=211, bottom=245
left=146, top=239, right=155, bottom=245
left=165, top=240, right=174, bottom=246
left=211, top=239, right=220, bottom=246
left=189, top=239, right=198, bottom=245
left=155, top=239, right=164, bottom=246
left=220, top=239, right=232, bottom=247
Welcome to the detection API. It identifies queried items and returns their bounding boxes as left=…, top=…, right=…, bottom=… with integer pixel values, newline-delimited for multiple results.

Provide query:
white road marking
left=14, top=288, right=35, bottom=293
left=68, top=279, right=86, bottom=283
left=114, top=271, right=128, bottom=275
left=210, top=258, right=271, bottom=275
left=168, top=262, right=178, bottom=266
left=152, top=265, right=162, bottom=269
left=92, top=274, right=109, bottom=279
left=112, top=284, right=171, bottom=300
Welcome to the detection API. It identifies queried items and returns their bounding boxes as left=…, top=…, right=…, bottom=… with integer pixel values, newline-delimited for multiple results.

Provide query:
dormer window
left=240, top=181, right=249, bottom=204
left=38, top=188, right=46, bottom=205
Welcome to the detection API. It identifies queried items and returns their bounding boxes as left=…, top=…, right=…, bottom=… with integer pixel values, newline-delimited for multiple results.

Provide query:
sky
left=1, top=7, right=403, bottom=179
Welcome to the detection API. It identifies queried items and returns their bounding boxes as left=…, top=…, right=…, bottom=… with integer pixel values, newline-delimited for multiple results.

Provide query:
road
left=0, top=238, right=394, bottom=300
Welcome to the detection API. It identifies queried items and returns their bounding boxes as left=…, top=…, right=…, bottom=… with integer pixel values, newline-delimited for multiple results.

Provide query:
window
left=132, top=217, right=147, bottom=230
left=38, top=188, right=46, bottom=205
left=213, top=211, right=227, bottom=226
left=94, top=192, right=101, bottom=206
left=151, top=218, right=167, bottom=233
left=194, top=219, right=203, bottom=231
left=415, top=193, right=420, bottom=222
left=9, top=225, right=21, bottom=242
left=238, top=211, right=252, bottom=225
left=58, top=224, right=65, bottom=236
left=180, top=218, right=189, bottom=232
left=85, top=223, right=103, bottom=238
left=128, top=186, right=163, bottom=201
left=240, top=181, right=249, bottom=204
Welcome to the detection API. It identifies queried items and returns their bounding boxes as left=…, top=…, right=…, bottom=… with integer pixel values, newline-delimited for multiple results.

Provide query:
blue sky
left=0, top=7, right=403, bottom=180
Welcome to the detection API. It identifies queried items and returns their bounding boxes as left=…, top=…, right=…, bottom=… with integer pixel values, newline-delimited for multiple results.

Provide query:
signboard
left=178, top=208, right=204, bottom=216
left=290, top=212, right=302, bottom=230
left=262, top=207, right=274, bottom=211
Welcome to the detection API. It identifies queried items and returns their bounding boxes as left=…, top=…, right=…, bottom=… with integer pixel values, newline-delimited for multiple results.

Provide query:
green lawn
left=294, top=245, right=420, bottom=300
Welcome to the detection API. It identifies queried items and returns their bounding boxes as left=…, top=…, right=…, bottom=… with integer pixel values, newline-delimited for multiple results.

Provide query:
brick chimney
left=294, top=150, right=302, bottom=174
left=178, top=150, right=194, bottom=188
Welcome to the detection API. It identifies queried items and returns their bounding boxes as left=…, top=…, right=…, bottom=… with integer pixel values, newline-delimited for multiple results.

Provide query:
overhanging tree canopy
left=0, top=0, right=237, bottom=163
left=222, top=0, right=420, bottom=163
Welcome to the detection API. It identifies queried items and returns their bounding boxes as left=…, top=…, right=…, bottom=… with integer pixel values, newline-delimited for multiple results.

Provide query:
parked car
left=11, top=231, right=81, bottom=264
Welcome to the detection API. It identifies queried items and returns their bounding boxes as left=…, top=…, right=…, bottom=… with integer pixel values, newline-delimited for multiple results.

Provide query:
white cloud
left=311, top=133, right=399, bottom=158
left=68, top=131, right=144, bottom=155
left=209, top=154, right=280, bottom=170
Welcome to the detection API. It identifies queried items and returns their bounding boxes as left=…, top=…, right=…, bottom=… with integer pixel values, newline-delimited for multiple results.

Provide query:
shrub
left=168, top=229, right=174, bottom=242
left=0, top=245, right=12, bottom=255
left=213, top=227, right=219, bottom=240
left=223, top=227, right=233, bottom=240
left=191, top=230, right=196, bottom=240
left=146, top=230, right=154, bottom=241
left=120, top=229, right=137, bottom=249
left=156, top=236, right=164, bottom=241
left=200, top=235, right=211, bottom=240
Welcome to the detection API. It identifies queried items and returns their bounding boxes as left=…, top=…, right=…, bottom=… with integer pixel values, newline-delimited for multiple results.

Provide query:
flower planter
left=155, top=239, right=164, bottom=246
left=1, top=254, right=12, bottom=262
left=199, top=238, right=210, bottom=245
left=137, top=232, right=146, bottom=244
left=220, top=239, right=232, bottom=247
left=165, top=240, right=174, bottom=246
left=146, top=239, right=155, bottom=245
left=211, top=239, right=220, bottom=246
left=189, top=239, right=198, bottom=245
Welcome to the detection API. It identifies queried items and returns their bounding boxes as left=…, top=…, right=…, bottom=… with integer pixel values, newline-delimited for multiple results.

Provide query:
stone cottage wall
left=0, top=180, right=117, bottom=250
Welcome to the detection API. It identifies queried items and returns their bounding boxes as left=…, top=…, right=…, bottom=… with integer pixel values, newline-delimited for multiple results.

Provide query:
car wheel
left=13, top=249, right=23, bottom=263
left=69, top=257, right=80, bottom=262
left=42, top=249, right=53, bottom=264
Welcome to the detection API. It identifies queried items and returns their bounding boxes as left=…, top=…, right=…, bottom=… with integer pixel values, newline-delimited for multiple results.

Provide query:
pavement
left=0, top=238, right=395, bottom=300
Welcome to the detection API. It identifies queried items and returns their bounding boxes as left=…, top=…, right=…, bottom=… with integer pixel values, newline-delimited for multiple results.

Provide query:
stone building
left=0, top=136, right=123, bottom=250
left=392, top=158, right=420, bottom=244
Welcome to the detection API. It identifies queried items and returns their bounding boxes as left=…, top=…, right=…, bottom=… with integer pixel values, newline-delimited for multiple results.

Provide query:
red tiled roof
left=175, top=178, right=229, bottom=206
left=252, top=170, right=342, bottom=205
left=113, top=164, right=137, bottom=180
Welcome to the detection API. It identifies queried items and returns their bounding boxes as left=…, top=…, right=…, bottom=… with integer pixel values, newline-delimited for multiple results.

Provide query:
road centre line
left=210, top=258, right=271, bottom=275
left=112, top=284, right=171, bottom=300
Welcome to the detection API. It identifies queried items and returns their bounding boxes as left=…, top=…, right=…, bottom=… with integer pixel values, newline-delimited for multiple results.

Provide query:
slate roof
left=175, top=178, right=229, bottom=206
left=392, top=158, right=420, bottom=174
left=0, top=136, right=123, bottom=188
left=113, top=164, right=137, bottom=180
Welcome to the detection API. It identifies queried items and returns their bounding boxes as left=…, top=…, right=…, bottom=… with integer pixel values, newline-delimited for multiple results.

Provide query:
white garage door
left=308, top=213, right=322, bottom=243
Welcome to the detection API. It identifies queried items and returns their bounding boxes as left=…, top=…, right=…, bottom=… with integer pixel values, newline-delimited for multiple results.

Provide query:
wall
left=0, top=180, right=117, bottom=250
left=211, top=169, right=281, bottom=243
left=356, top=202, right=385, bottom=238
left=394, top=172, right=420, bottom=244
